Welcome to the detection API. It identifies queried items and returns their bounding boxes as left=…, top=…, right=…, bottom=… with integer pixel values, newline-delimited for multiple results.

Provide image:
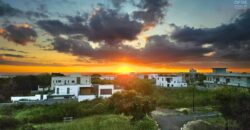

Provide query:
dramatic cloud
left=37, top=20, right=86, bottom=36
left=50, top=34, right=211, bottom=65
left=0, top=0, right=47, bottom=18
left=0, top=0, right=21, bottom=16
left=38, top=8, right=144, bottom=45
left=84, top=8, right=143, bottom=45
left=0, top=53, right=25, bottom=58
left=0, top=24, right=37, bottom=45
left=133, top=0, right=169, bottom=26
left=171, top=9, right=250, bottom=61
left=0, top=47, right=27, bottom=53
left=52, top=36, right=93, bottom=56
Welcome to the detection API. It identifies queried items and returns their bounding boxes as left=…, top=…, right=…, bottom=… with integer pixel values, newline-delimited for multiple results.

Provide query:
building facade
left=52, top=84, right=121, bottom=102
left=100, top=75, right=115, bottom=80
left=51, top=74, right=91, bottom=90
left=156, top=75, right=187, bottom=87
left=204, top=68, right=250, bottom=87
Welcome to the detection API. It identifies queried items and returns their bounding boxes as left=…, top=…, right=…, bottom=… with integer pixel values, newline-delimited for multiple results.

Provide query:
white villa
left=51, top=84, right=121, bottom=102
left=204, top=68, right=250, bottom=87
left=51, top=74, right=91, bottom=90
left=156, top=75, right=187, bottom=87
left=100, top=75, right=116, bottom=80
left=11, top=74, right=122, bottom=102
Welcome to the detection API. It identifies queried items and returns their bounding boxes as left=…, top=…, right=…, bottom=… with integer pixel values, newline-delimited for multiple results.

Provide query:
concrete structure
left=51, top=74, right=91, bottom=90
left=148, top=74, right=158, bottom=80
left=204, top=68, right=250, bottom=87
left=11, top=94, right=48, bottom=102
left=52, top=84, right=121, bottom=102
left=156, top=75, right=187, bottom=87
left=100, top=75, right=115, bottom=80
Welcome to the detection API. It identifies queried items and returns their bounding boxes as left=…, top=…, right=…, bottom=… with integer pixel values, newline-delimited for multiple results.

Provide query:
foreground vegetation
left=36, top=114, right=157, bottom=130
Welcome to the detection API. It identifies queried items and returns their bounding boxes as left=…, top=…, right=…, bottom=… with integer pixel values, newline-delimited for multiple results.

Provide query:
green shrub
left=0, top=116, right=20, bottom=130
left=20, top=124, right=36, bottom=130
left=134, top=116, right=158, bottom=130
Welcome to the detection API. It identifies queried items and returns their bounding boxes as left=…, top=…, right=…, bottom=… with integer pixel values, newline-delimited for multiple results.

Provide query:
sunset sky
left=0, top=0, right=250, bottom=73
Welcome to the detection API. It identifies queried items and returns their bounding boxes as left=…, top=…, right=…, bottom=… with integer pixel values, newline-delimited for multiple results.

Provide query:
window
left=67, top=88, right=70, bottom=94
left=77, top=77, right=80, bottom=84
left=100, top=89, right=112, bottom=95
left=56, top=88, right=59, bottom=94
left=72, top=80, right=75, bottom=83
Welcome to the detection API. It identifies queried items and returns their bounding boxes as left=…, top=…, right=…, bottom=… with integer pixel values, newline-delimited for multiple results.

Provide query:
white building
left=100, top=75, right=115, bottom=80
left=156, top=75, right=187, bottom=87
left=52, top=84, right=121, bottom=102
left=51, top=74, right=91, bottom=90
left=11, top=94, right=48, bottom=102
left=204, top=68, right=250, bottom=87
left=148, top=74, right=158, bottom=80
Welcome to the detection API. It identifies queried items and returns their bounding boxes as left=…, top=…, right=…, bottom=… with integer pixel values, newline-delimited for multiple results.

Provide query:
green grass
left=35, top=114, right=158, bottom=130
left=205, top=116, right=240, bottom=129
left=153, top=87, right=217, bottom=108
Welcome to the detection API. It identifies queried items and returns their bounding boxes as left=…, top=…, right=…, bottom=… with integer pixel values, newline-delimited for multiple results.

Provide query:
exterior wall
left=52, top=84, right=120, bottom=101
left=51, top=75, right=91, bottom=90
left=204, top=74, right=250, bottom=87
left=100, top=75, right=115, bottom=80
left=148, top=74, right=158, bottom=80
left=11, top=94, right=48, bottom=102
left=98, top=84, right=114, bottom=98
left=156, top=76, right=187, bottom=87
left=53, top=84, right=92, bottom=97
left=78, top=95, right=96, bottom=102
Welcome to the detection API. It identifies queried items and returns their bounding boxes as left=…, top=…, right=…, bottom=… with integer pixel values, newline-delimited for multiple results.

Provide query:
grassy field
left=153, top=87, right=217, bottom=108
left=35, top=114, right=157, bottom=130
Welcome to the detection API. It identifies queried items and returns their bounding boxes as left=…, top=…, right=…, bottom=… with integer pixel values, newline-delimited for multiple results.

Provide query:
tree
left=108, top=91, right=156, bottom=121
left=215, top=87, right=250, bottom=130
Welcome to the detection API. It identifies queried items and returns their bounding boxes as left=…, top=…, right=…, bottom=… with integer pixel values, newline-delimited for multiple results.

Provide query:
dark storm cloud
left=84, top=8, right=143, bottom=45
left=37, top=20, right=86, bottom=36
left=50, top=34, right=211, bottom=64
left=0, top=24, right=37, bottom=45
left=141, top=35, right=211, bottom=62
left=133, top=0, right=169, bottom=25
left=0, top=0, right=21, bottom=16
left=171, top=9, right=250, bottom=61
left=0, top=47, right=27, bottom=53
left=0, top=53, right=25, bottom=58
left=52, top=37, right=93, bottom=56
left=38, top=8, right=143, bottom=45
left=111, top=0, right=127, bottom=9
left=0, top=0, right=48, bottom=18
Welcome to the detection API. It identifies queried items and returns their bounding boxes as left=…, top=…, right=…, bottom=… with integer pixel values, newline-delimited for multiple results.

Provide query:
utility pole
left=192, top=81, right=195, bottom=112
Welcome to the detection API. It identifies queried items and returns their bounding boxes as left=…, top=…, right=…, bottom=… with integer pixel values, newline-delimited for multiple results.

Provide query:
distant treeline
left=0, top=73, right=64, bottom=102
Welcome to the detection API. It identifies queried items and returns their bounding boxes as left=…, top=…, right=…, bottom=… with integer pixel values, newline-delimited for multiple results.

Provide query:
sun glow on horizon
left=116, top=65, right=133, bottom=74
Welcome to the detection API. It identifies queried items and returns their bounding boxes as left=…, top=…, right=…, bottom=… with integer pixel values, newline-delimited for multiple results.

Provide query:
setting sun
left=116, top=65, right=133, bottom=74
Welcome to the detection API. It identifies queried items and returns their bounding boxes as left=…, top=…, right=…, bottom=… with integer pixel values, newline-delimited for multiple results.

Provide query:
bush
left=20, top=124, right=36, bottom=130
left=0, top=116, right=20, bottom=130
left=134, top=116, right=158, bottom=130
left=108, top=91, right=156, bottom=121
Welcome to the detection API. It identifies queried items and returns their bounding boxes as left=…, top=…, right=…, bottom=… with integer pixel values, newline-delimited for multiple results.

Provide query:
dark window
left=56, top=88, right=59, bottom=94
left=72, top=80, right=75, bottom=83
left=226, top=78, right=230, bottom=83
left=77, top=77, right=80, bottom=84
left=100, top=89, right=112, bottom=95
left=167, top=84, right=170, bottom=87
left=166, top=78, right=171, bottom=83
left=67, top=88, right=70, bottom=94
left=79, top=87, right=96, bottom=95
